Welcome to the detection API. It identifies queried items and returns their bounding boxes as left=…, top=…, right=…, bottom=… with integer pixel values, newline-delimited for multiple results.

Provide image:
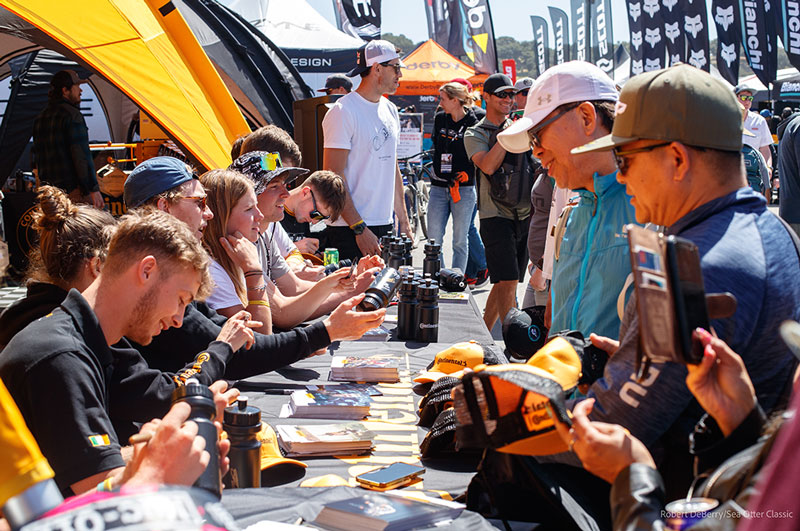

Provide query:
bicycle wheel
left=417, top=167, right=433, bottom=239
left=404, top=185, right=419, bottom=238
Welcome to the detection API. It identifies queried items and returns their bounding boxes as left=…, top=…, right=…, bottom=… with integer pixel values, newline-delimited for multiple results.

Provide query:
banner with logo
left=571, top=0, right=590, bottom=62
left=548, top=7, right=571, bottom=64
left=712, top=0, right=740, bottom=84
left=591, top=0, right=614, bottom=75
left=332, top=0, right=381, bottom=41
left=683, top=0, right=710, bottom=70
left=642, top=0, right=666, bottom=71
left=530, top=16, right=550, bottom=77
left=425, top=0, right=497, bottom=74
left=425, top=0, right=462, bottom=57
left=502, top=58, right=517, bottom=82
left=782, top=0, right=800, bottom=70
left=627, top=0, right=645, bottom=76
left=660, top=0, right=685, bottom=65
left=740, top=0, right=777, bottom=86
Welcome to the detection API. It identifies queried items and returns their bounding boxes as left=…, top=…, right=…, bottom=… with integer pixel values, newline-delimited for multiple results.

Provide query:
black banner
left=684, top=0, right=710, bottom=70
left=713, top=0, right=741, bottom=84
left=548, top=6, right=571, bottom=64
left=591, top=0, right=614, bottom=75
left=642, top=0, right=666, bottom=71
left=660, top=0, right=685, bottom=65
left=333, top=0, right=381, bottom=41
left=627, top=0, right=645, bottom=75
left=531, top=16, right=550, bottom=76
left=782, top=0, right=800, bottom=70
left=571, top=0, right=590, bottom=62
left=425, top=0, right=452, bottom=48
left=740, top=0, right=777, bottom=86
left=460, top=0, right=499, bottom=74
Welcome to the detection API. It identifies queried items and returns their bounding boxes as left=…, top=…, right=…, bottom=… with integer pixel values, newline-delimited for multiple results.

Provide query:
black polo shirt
left=0, top=289, right=124, bottom=495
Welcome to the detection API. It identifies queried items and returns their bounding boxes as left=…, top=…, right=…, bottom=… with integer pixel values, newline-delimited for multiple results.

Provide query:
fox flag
left=548, top=7, right=570, bottom=64
left=333, top=0, right=382, bottom=41
left=627, top=0, right=645, bottom=76
left=531, top=16, right=550, bottom=76
left=782, top=0, right=800, bottom=71
left=591, top=0, right=615, bottom=75
left=684, top=0, right=710, bottom=71
left=713, top=0, right=740, bottom=83
left=642, top=0, right=666, bottom=71
left=740, top=0, right=777, bottom=86
left=571, top=0, right=590, bottom=62
left=660, top=0, right=685, bottom=65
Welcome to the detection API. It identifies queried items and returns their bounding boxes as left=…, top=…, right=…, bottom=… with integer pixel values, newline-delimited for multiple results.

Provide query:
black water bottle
left=416, top=278, right=439, bottom=342
left=439, top=267, right=466, bottom=292
left=422, top=240, right=441, bottom=280
left=380, top=235, right=393, bottom=264
left=388, top=240, right=405, bottom=270
left=402, top=235, right=414, bottom=266
left=358, top=267, right=402, bottom=311
left=223, top=397, right=262, bottom=489
left=171, top=379, right=221, bottom=498
left=397, top=276, right=419, bottom=340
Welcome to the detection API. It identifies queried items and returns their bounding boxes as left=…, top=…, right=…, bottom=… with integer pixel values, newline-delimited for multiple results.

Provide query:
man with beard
left=0, top=210, right=240, bottom=495
left=33, top=70, right=104, bottom=208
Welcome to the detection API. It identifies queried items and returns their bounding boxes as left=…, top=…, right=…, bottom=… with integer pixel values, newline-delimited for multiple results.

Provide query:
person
left=512, top=77, right=533, bottom=115
left=318, top=73, right=353, bottom=96
left=778, top=112, right=800, bottom=237
left=521, top=168, right=553, bottom=309
left=280, top=169, right=347, bottom=256
left=32, top=70, right=104, bottom=209
left=464, top=73, right=534, bottom=331
left=497, top=61, right=637, bottom=341
left=0, top=210, right=241, bottom=495
left=563, top=63, right=800, bottom=495
left=229, top=152, right=380, bottom=330
left=322, top=39, right=413, bottom=260
left=427, top=82, right=481, bottom=274
left=741, top=100, right=771, bottom=199
left=735, top=85, right=773, bottom=170
left=122, top=156, right=386, bottom=380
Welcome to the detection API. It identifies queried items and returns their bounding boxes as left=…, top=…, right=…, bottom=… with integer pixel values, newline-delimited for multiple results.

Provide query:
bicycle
left=398, top=150, right=433, bottom=240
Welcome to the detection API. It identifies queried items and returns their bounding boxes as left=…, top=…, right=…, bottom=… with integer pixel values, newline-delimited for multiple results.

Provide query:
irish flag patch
left=88, top=434, right=110, bottom=447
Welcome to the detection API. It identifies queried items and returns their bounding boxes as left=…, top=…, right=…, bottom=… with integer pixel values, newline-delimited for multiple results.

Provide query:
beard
left=125, top=283, right=161, bottom=345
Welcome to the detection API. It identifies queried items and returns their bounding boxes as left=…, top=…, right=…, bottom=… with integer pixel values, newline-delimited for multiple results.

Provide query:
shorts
left=480, top=216, right=529, bottom=283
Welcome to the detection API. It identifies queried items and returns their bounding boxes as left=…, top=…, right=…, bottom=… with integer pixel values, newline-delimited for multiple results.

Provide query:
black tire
left=417, top=167, right=433, bottom=239
left=404, top=185, right=418, bottom=238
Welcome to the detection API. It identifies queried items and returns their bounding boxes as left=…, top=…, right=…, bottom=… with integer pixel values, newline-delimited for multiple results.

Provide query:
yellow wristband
left=248, top=299, right=271, bottom=307
left=349, top=220, right=365, bottom=230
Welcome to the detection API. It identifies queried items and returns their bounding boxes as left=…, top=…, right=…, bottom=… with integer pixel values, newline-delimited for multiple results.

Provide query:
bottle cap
left=224, top=396, right=262, bottom=426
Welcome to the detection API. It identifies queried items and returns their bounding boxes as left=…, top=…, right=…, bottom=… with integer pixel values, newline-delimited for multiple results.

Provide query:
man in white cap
left=497, top=61, right=638, bottom=341
left=322, top=40, right=413, bottom=260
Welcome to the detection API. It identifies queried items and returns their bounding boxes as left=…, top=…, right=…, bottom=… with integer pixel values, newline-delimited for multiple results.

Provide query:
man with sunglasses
left=497, top=61, right=637, bottom=342
left=735, top=85, right=773, bottom=172
left=464, top=73, right=535, bottom=332
left=322, top=39, right=413, bottom=260
left=512, top=77, right=533, bottom=117
left=280, top=169, right=347, bottom=251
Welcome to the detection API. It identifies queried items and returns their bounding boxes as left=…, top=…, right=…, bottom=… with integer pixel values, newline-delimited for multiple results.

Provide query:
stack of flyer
left=330, top=355, right=400, bottom=383
left=312, top=492, right=464, bottom=530
left=288, top=386, right=372, bottom=420
left=276, top=423, right=375, bottom=457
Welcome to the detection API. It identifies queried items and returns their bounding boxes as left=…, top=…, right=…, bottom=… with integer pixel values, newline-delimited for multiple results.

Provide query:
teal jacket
left=550, top=171, right=638, bottom=340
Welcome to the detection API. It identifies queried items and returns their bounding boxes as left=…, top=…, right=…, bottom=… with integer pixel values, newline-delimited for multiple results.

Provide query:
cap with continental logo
left=347, top=40, right=405, bottom=77
left=413, top=341, right=505, bottom=384
left=497, top=61, right=618, bottom=154
left=572, top=63, right=744, bottom=154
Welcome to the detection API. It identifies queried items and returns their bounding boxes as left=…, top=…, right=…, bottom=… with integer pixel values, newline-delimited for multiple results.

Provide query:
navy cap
left=318, top=74, right=353, bottom=93
left=229, top=151, right=308, bottom=195
left=124, top=156, right=195, bottom=208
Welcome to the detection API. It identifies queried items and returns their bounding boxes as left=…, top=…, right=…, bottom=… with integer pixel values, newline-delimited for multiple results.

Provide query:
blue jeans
left=426, top=185, right=477, bottom=273
left=465, top=203, right=487, bottom=277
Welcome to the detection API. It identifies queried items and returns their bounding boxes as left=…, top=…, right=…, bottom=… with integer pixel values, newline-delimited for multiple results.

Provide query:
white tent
left=222, top=0, right=363, bottom=92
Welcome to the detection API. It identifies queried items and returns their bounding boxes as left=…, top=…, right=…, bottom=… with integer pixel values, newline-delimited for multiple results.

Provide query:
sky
left=306, top=0, right=718, bottom=47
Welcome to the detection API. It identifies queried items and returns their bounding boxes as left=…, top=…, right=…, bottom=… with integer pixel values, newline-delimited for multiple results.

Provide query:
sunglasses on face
left=260, top=152, right=283, bottom=172
left=518, top=90, right=530, bottom=97
left=380, top=61, right=402, bottom=74
left=612, top=142, right=672, bottom=174
left=177, top=195, right=207, bottom=210
left=309, top=189, right=329, bottom=221
left=527, top=103, right=580, bottom=148
left=738, top=94, right=754, bottom=102
left=493, top=91, right=515, bottom=99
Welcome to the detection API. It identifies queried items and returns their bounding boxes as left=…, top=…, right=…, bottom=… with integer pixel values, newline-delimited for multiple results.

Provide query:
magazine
left=330, top=356, right=400, bottom=383
left=276, top=422, right=375, bottom=457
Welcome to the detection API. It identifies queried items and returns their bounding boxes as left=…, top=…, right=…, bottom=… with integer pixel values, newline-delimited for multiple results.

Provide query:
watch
left=351, top=220, right=367, bottom=235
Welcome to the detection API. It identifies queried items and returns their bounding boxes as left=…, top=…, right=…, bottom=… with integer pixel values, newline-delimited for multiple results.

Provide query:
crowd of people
left=2, top=36, right=800, bottom=530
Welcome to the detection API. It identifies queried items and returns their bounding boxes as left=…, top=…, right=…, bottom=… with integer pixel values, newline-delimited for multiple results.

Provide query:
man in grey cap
left=318, top=74, right=353, bottom=95
left=512, top=77, right=533, bottom=115
left=33, top=69, right=104, bottom=209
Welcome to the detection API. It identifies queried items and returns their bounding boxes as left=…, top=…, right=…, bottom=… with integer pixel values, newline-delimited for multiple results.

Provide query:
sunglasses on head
left=612, top=142, right=672, bottom=174
left=309, top=189, right=329, bottom=221
left=260, top=152, right=283, bottom=172
left=380, top=61, right=402, bottom=74
left=738, top=94, right=754, bottom=102
left=493, top=91, right=515, bottom=99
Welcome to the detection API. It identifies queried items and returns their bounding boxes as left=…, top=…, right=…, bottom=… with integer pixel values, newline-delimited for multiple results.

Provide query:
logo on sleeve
left=88, top=434, right=111, bottom=447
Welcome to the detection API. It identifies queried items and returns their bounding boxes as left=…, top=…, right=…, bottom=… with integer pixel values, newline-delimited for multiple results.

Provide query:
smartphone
left=355, top=462, right=425, bottom=490
left=665, top=236, right=709, bottom=364
left=346, top=262, right=357, bottom=279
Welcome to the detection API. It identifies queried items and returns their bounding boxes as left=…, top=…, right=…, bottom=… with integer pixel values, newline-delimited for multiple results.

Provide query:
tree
left=381, top=33, right=420, bottom=55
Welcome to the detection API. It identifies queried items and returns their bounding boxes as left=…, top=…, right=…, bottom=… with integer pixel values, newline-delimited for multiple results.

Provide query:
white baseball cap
left=497, top=61, right=619, bottom=153
left=347, top=40, right=406, bottom=77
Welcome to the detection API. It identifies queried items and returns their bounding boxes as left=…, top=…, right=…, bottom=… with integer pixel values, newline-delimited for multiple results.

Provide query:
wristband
left=350, top=220, right=366, bottom=235
left=248, top=299, right=271, bottom=307
left=244, top=270, right=264, bottom=278
left=247, top=284, right=266, bottom=292
left=97, top=477, right=114, bottom=492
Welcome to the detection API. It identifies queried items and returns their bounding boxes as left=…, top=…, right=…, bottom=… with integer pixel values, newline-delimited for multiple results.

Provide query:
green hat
left=572, top=64, right=743, bottom=154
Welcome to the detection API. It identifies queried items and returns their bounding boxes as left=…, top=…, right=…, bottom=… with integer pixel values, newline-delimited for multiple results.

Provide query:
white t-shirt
left=743, top=111, right=773, bottom=150
left=206, top=259, right=243, bottom=310
left=322, top=91, right=400, bottom=226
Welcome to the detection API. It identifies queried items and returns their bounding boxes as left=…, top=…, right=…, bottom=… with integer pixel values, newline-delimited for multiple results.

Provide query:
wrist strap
left=349, top=220, right=365, bottom=230
left=248, top=299, right=271, bottom=307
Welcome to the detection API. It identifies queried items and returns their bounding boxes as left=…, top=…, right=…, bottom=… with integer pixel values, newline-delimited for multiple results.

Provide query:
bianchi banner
left=713, top=0, right=740, bottom=84
left=660, top=0, right=685, bottom=66
left=548, top=7, right=570, bottom=64
left=740, top=0, right=777, bottom=86
left=571, top=0, right=590, bottom=62
left=530, top=15, right=550, bottom=76
left=684, top=0, right=711, bottom=71
left=627, top=0, right=645, bottom=76
left=782, top=0, right=800, bottom=71
left=333, top=0, right=381, bottom=41
left=591, top=0, right=615, bottom=76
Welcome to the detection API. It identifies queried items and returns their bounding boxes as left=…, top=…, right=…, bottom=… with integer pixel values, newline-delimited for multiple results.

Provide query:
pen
left=129, top=432, right=154, bottom=445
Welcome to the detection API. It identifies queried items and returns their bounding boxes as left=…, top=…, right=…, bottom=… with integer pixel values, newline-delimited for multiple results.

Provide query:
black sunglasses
left=380, top=61, right=402, bottom=74
left=309, top=189, right=329, bottom=221
left=518, top=89, right=530, bottom=97
left=493, top=91, right=515, bottom=99
left=527, top=103, right=580, bottom=148
left=613, top=142, right=672, bottom=174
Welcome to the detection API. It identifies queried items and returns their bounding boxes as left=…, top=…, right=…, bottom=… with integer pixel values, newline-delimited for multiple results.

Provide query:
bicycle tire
left=417, top=167, right=433, bottom=239
left=404, top=185, right=419, bottom=238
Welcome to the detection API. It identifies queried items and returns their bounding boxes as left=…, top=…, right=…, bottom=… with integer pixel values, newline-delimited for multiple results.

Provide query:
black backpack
left=478, top=120, right=536, bottom=210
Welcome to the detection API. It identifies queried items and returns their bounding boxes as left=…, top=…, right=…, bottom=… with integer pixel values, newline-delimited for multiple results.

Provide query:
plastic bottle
left=358, top=267, right=402, bottom=311
left=422, top=240, right=441, bottom=281
left=223, top=397, right=262, bottom=489
left=416, top=278, right=440, bottom=342
left=397, top=276, right=419, bottom=340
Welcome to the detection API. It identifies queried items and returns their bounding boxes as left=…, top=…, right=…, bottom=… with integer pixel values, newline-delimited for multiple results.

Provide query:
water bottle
left=397, top=276, right=419, bottom=340
left=402, top=235, right=413, bottom=266
left=380, top=235, right=393, bottom=264
left=223, top=397, right=262, bottom=489
left=388, top=240, right=405, bottom=270
left=171, top=379, right=221, bottom=498
left=358, top=267, right=402, bottom=311
left=422, top=240, right=441, bottom=281
left=439, top=267, right=466, bottom=292
left=416, top=278, right=439, bottom=342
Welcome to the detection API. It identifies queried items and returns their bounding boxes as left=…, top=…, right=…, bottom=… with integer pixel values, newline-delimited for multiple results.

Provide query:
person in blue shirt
left=497, top=61, right=638, bottom=341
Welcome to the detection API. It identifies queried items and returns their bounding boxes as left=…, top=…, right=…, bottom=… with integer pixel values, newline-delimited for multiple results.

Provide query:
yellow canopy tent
left=396, top=40, right=486, bottom=96
left=0, top=0, right=250, bottom=170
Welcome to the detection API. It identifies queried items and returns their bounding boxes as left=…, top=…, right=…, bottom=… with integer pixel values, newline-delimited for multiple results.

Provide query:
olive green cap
left=572, top=64, right=743, bottom=154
